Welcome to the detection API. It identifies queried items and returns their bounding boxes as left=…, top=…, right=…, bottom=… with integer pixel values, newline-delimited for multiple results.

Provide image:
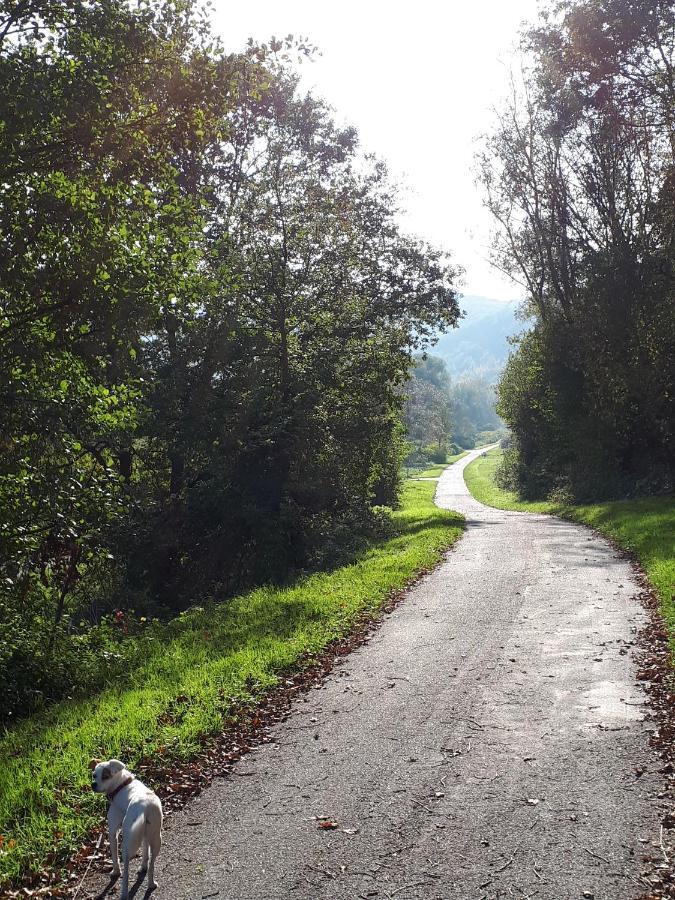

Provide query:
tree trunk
left=169, top=450, right=184, bottom=496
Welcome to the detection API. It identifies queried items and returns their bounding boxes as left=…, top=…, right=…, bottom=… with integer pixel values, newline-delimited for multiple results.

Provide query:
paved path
left=99, top=447, right=662, bottom=900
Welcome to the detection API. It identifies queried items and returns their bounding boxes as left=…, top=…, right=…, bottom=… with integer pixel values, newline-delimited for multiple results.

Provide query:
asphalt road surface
left=94, top=446, right=662, bottom=900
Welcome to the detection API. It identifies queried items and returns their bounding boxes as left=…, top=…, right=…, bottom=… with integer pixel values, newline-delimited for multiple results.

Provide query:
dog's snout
left=91, top=782, right=98, bottom=792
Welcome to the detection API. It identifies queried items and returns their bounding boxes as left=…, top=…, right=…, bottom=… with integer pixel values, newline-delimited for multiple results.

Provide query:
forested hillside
left=481, top=0, right=674, bottom=501
left=0, top=0, right=459, bottom=722
left=432, top=295, right=522, bottom=381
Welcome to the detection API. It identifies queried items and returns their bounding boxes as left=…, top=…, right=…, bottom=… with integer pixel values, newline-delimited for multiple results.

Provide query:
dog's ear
left=89, top=758, right=101, bottom=771
left=109, top=759, right=125, bottom=774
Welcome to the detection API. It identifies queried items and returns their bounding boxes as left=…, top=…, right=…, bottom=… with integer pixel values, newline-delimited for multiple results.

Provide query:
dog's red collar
left=106, top=776, right=134, bottom=802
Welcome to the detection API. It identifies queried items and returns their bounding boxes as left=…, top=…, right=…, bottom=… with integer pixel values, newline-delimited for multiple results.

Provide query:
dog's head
left=91, top=758, right=127, bottom=794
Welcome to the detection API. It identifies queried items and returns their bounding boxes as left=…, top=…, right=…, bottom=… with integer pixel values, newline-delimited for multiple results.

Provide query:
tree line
left=0, top=0, right=459, bottom=721
left=404, top=355, right=503, bottom=468
left=481, top=0, right=674, bottom=501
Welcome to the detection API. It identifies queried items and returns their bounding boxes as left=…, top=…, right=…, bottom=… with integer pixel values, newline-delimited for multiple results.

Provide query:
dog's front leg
left=107, top=807, right=122, bottom=877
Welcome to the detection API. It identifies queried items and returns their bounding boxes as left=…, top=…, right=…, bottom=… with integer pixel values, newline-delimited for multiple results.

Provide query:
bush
left=403, top=446, right=430, bottom=471
left=426, top=444, right=448, bottom=464
left=0, top=606, right=142, bottom=723
left=476, top=428, right=508, bottom=446
left=497, top=289, right=674, bottom=503
left=454, top=434, right=476, bottom=450
left=546, top=484, right=575, bottom=505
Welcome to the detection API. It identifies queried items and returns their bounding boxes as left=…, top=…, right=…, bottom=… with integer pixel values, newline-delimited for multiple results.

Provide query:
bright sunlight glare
left=211, top=0, right=542, bottom=301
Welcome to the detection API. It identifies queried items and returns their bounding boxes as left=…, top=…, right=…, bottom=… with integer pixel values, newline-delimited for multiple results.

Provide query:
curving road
left=100, top=447, right=663, bottom=900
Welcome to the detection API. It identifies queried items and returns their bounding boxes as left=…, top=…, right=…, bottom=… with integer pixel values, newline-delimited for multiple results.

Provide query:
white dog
left=91, top=759, right=163, bottom=899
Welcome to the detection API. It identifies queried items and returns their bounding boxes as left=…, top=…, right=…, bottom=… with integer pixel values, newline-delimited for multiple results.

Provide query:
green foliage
left=449, top=377, right=502, bottom=448
left=0, top=480, right=463, bottom=887
left=480, top=0, right=674, bottom=499
left=404, top=357, right=453, bottom=456
left=0, top=0, right=240, bottom=720
left=403, top=354, right=502, bottom=454
left=475, top=428, right=508, bottom=447
left=497, top=305, right=673, bottom=499
left=426, top=444, right=449, bottom=465
left=465, top=448, right=675, bottom=631
left=0, top=2, right=460, bottom=723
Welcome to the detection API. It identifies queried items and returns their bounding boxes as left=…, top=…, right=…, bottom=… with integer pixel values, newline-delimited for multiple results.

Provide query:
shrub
left=0, top=606, right=142, bottom=723
left=403, top=446, right=430, bottom=471
left=426, top=445, right=448, bottom=464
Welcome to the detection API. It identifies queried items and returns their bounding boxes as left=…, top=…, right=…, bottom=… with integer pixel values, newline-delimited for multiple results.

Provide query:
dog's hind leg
left=147, top=830, right=161, bottom=891
left=140, top=835, right=149, bottom=874
left=120, top=851, right=130, bottom=900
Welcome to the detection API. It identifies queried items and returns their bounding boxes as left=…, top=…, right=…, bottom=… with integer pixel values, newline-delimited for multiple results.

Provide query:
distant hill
left=432, top=295, right=525, bottom=382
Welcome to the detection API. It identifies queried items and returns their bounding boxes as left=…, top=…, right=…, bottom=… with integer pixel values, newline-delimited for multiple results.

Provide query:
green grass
left=465, top=448, right=675, bottom=630
left=0, top=481, right=463, bottom=887
left=406, top=451, right=469, bottom=480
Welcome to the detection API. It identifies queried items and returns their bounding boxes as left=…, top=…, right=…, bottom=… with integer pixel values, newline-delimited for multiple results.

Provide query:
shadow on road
left=92, top=868, right=156, bottom=900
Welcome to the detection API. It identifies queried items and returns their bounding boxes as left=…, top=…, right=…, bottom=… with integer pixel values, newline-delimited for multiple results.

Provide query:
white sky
left=210, top=0, right=541, bottom=302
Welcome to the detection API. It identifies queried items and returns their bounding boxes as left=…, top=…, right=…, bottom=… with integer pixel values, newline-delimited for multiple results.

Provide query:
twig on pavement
left=583, top=847, right=610, bottom=865
left=495, top=850, right=517, bottom=873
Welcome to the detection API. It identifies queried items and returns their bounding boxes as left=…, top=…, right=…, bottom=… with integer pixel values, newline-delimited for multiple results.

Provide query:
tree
left=479, top=0, right=674, bottom=499
left=0, top=17, right=461, bottom=720
left=403, top=355, right=454, bottom=467
left=132, top=57, right=461, bottom=593
left=449, top=378, right=502, bottom=448
left=0, top=0, right=240, bottom=714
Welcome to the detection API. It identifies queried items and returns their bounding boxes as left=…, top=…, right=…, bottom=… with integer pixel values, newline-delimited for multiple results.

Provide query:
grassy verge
left=0, top=481, right=463, bottom=887
left=464, top=448, right=675, bottom=630
left=406, top=451, right=468, bottom=480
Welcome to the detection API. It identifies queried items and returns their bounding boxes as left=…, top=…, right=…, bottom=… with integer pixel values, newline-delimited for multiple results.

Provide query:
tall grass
left=0, top=480, right=463, bottom=887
